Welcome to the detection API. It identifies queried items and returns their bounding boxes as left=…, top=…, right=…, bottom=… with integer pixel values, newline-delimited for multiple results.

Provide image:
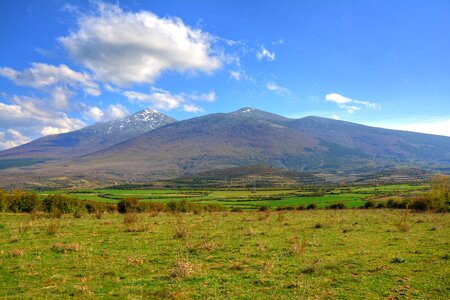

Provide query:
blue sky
left=1, top=0, right=449, bottom=149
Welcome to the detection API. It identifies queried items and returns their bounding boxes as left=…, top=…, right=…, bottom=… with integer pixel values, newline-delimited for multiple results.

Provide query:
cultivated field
left=36, top=183, right=428, bottom=209
left=0, top=210, right=449, bottom=299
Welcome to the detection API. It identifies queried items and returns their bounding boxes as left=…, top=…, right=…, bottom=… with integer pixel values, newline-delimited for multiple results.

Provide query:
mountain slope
left=1, top=107, right=449, bottom=188
left=285, top=116, right=450, bottom=164
left=0, top=109, right=176, bottom=166
left=34, top=108, right=381, bottom=181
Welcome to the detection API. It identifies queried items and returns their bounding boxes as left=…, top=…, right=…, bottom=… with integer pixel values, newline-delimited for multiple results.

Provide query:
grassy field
left=36, top=183, right=428, bottom=210
left=0, top=210, right=448, bottom=299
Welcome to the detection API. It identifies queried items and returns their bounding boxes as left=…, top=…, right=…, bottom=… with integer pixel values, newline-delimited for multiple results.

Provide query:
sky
left=1, top=0, right=449, bottom=149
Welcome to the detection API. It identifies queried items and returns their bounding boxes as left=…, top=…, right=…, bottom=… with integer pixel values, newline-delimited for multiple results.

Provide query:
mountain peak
left=235, top=107, right=257, bottom=113
left=230, top=107, right=289, bottom=123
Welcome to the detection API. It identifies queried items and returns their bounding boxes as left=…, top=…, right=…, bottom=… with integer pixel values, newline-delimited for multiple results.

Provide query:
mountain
left=1, top=107, right=449, bottom=188
left=0, top=109, right=176, bottom=168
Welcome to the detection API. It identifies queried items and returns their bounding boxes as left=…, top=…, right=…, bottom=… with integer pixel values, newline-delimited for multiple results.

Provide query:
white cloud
left=189, top=91, right=216, bottom=102
left=104, top=104, right=129, bottom=120
left=59, top=2, right=222, bottom=86
left=82, top=105, right=104, bottom=122
left=81, top=103, right=129, bottom=122
left=123, top=88, right=184, bottom=110
left=183, top=104, right=204, bottom=113
left=229, top=70, right=252, bottom=81
left=0, top=63, right=100, bottom=96
left=325, top=93, right=380, bottom=114
left=123, top=87, right=210, bottom=112
left=0, top=95, right=85, bottom=147
left=329, top=114, right=341, bottom=120
left=229, top=70, right=242, bottom=81
left=256, top=47, right=275, bottom=61
left=366, top=119, right=450, bottom=137
left=266, top=82, right=291, bottom=97
left=325, top=93, right=352, bottom=104
left=0, top=129, right=31, bottom=150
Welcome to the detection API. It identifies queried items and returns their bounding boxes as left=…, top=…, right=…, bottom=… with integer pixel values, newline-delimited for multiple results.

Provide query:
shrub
left=410, top=196, right=430, bottom=211
left=259, top=206, right=269, bottom=211
left=428, top=174, right=450, bottom=212
left=329, top=202, right=345, bottom=209
left=306, top=203, right=317, bottom=210
left=0, top=189, right=9, bottom=212
left=297, top=205, right=305, bottom=210
left=8, top=191, right=39, bottom=213
left=118, top=198, right=142, bottom=213
left=376, top=202, right=386, bottom=209
left=364, top=201, right=376, bottom=209
left=231, top=207, right=243, bottom=213
left=166, top=200, right=189, bottom=213
left=42, top=194, right=84, bottom=214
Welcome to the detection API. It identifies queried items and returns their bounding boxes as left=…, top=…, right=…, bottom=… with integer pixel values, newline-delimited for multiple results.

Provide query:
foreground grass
left=0, top=210, right=448, bottom=299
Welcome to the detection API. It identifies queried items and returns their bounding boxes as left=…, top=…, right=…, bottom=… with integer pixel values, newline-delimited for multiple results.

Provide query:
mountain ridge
left=0, top=108, right=176, bottom=164
left=0, top=107, right=449, bottom=188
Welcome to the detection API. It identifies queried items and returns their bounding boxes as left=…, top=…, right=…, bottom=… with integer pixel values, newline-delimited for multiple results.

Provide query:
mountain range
left=0, top=107, right=449, bottom=188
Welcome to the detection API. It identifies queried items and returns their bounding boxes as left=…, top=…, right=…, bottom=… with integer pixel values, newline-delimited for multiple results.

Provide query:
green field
left=0, top=210, right=448, bottom=299
left=36, top=183, right=428, bottom=210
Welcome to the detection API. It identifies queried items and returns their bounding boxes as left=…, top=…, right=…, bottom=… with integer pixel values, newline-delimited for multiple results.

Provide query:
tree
left=428, top=174, right=450, bottom=212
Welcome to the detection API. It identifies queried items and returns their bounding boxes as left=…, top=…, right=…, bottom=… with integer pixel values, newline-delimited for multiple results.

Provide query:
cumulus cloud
left=0, top=63, right=100, bottom=96
left=123, top=87, right=212, bottom=112
left=104, top=104, right=129, bottom=120
left=59, top=2, right=222, bottom=86
left=266, top=82, right=291, bottom=97
left=123, top=88, right=184, bottom=110
left=81, top=104, right=128, bottom=122
left=0, top=129, right=32, bottom=150
left=0, top=95, right=85, bottom=148
left=256, top=47, right=275, bottom=61
left=82, top=105, right=104, bottom=122
left=325, top=93, right=380, bottom=114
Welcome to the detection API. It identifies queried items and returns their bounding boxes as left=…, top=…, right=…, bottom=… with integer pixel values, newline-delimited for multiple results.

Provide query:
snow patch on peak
left=234, top=107, right=257, bottom=114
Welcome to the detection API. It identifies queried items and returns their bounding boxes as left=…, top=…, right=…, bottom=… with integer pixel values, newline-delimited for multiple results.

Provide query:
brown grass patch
left=52, top=242, right=80, bottom=254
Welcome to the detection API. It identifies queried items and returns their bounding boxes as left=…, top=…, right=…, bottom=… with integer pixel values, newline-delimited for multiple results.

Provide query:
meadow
left=36, top=183, right=428, bottom=209
left=0, top=210, right=448, bottom=299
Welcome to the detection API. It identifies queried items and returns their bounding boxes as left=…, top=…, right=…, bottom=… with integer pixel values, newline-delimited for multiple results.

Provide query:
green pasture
left=36, top=183, right=427, bottom=209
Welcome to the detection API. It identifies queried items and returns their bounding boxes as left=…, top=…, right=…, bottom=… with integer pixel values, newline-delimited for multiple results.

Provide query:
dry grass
left=395, top=212, right=411, bottom=232
left=94, top=211, right=104, bottom=219
left=289, top=235, right=306, bottom=256
left=47, top=220, right=60, bottom=236
left=174, top=226, right=190, bottom=239
left=169, top=258, right=195, bottom=279
left=127, top=256, right=144, bottom=266
left=52, top=242, right=80, bottom=254
left=10, top=248, right=24, bottom=257
left=123, top=213, right=138, bottom=224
